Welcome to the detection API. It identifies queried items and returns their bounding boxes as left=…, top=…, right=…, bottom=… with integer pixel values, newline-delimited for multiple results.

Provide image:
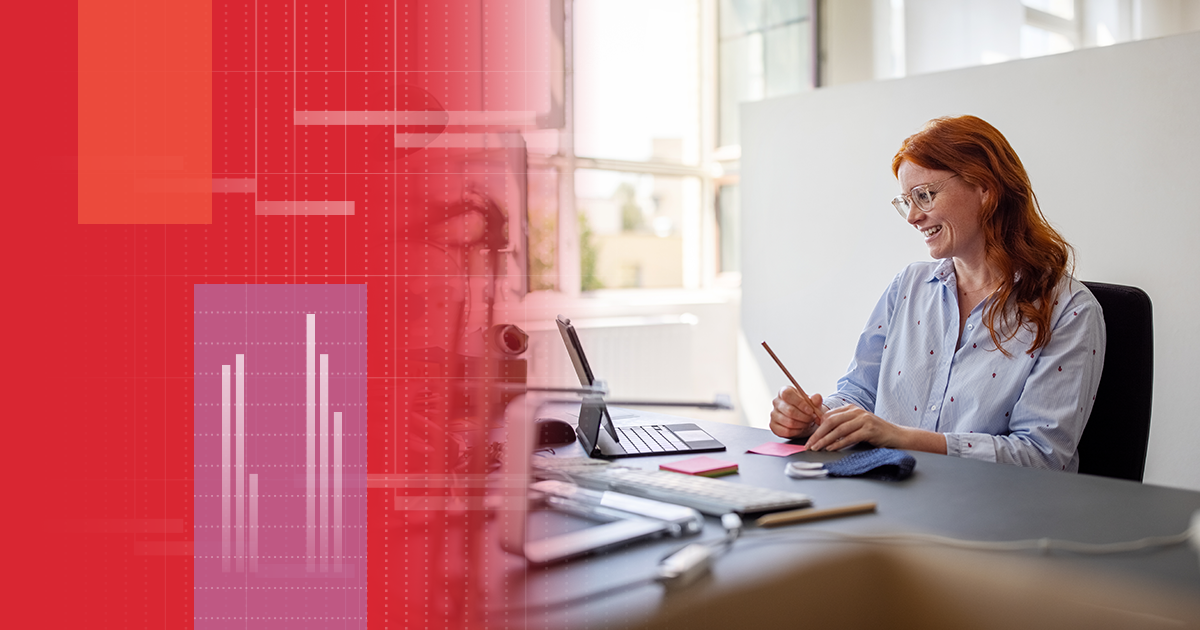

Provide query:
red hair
left=891, top=115, right=1072, bottom=356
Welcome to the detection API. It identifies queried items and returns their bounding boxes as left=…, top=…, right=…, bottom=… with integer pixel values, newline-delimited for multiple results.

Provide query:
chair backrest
left=1078, top=282, right=1153, bottom=482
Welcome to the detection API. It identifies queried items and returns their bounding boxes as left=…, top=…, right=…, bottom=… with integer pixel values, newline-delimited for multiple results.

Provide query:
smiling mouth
left=922, top=225, right=942, bottom=238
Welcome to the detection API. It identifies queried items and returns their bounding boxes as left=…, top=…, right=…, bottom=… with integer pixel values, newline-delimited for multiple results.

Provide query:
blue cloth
left=825, top=259, right=1106, bottom=472
left=823, top=448, right=916, bottom=481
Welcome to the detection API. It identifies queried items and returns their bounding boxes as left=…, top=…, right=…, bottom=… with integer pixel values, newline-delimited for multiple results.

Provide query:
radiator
left=526, top=314, right=699, bottom=401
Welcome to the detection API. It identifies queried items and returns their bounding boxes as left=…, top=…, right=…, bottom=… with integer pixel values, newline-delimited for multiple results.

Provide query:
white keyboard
left=574, top=467, right=812, bottom=516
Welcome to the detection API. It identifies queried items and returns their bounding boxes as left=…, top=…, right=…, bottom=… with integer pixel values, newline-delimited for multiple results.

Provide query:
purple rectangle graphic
left=194, top=285, right=367, bottom=630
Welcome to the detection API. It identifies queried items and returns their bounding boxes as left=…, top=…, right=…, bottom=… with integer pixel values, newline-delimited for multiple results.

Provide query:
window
left=716, top=0, right=815, bottom=278
left=716, top=184, right=741, bottom=274
left=574, top=0, right=702, bottom=166
left=527, top=1, right=1193, bottom=294
left=519, top=0, right=814, bottom=294
left=719, top=0, right=814, bottom=147
left=1022, top=0, right=1079, bottom=57
left=576, top=169, right=700, bottom=289
left=1021, top=0, right=1141, bottom=58
left=570, top=0, right=706, bottom=291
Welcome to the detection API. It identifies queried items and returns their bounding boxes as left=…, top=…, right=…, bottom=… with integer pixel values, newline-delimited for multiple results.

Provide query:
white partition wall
left=740, top=31, right=1200, bottom=491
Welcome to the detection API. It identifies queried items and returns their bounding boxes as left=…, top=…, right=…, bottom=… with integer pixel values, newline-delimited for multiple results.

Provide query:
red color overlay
left=5, top=0, right=555, bottom=627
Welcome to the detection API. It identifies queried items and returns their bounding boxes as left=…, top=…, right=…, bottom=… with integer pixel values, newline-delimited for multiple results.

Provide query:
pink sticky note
left=660, top=456, right=739, bottom=477
left=748, top=442, right=808, bottom=457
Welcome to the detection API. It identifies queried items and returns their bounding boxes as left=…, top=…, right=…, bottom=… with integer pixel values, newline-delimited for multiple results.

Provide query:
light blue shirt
left=827, top=259, right=1106, bottom=472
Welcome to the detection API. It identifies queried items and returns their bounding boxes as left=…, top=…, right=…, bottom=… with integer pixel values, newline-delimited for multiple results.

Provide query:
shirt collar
left=930, top=258, right=956, bottom=286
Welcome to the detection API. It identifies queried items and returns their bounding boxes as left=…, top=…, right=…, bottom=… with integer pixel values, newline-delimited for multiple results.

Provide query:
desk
left=494, top=407, right=1200, bottom=628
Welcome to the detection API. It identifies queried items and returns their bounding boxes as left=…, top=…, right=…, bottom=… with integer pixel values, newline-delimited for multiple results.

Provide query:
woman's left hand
left=804, top=404, right=909, bottom=452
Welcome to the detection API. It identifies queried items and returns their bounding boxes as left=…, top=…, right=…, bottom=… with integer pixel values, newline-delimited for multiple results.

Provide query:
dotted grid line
left=193, top=432, right=369, bottom=436
left=193, top=524, right=367, bottom=529
left=212, top=68, right=547, bottom=72
left=191, top=377, right=367, bottom=381
left=194, top=618, right=367, bottom=620
left=194, top=586, right=367, bottom=590
left=193, top=341, right=369, bottom=345
left=195, top=555, right=367, bottom=559
left=83, top=273, right=487, bottom=278
left=194, top=464, right=366, bottom=468
left=192, top=402, right=369, bottom=407
left=213, top=171, right=536, bottom=175
left=194, top=494, right=368, bottom=498
left=192, top=377, right=367, bottom=381
left=193, top=311, right=368, bottom=314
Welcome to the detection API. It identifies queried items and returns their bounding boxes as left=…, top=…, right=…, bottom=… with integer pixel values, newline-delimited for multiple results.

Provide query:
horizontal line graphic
left=255, top=201, right=355, bottom=216
left=294, top=110, right=538, bottom=126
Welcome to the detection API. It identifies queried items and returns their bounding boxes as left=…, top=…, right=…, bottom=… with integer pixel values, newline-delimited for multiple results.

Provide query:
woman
left=769, top=115, right=1106, bottom=471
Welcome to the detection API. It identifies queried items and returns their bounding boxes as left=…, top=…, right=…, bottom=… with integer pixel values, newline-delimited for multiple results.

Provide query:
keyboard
left=573, top=467, right=812, bottom=516
left=615, top=425, right=692, bottom=454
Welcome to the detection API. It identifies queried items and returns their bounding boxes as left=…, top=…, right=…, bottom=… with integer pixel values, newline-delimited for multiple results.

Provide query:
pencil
left=761, top=341, right=823, bottom=420
left=755, top=501, right=878, bottom=528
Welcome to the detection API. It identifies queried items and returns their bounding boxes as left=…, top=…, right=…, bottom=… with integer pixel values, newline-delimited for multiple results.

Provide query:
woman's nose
left=906, top=203, right=925, bottom=225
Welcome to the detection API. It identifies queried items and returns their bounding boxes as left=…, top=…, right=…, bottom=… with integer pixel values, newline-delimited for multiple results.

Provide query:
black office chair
left=1077, top=282, right=1153, bottom=482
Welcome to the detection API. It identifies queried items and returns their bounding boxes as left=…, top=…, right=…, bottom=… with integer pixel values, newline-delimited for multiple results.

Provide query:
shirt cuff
left=823, top=395, right=854, bottom=411
left=944, top=432, right=997, bottom=463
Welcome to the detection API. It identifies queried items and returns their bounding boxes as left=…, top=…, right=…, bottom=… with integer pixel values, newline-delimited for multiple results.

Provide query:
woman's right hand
left=769, top=386, right=825, bottom=439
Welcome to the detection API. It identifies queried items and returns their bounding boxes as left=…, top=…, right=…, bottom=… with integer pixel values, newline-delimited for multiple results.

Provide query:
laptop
left=555, top=315, right=726, bottom=458
left=498, top=395, right=671, bottom=566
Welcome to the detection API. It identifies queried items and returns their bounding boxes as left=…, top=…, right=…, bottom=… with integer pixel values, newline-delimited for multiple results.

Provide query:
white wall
left=740, top=31, right=1200, bottom=491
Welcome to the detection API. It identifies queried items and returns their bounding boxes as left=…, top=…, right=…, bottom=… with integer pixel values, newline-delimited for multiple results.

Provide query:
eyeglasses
left=891, top=174, right=959, bottom=218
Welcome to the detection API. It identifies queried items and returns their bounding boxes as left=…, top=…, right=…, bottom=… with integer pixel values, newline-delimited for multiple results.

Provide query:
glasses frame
left=891, top=174, right=959, bottom=218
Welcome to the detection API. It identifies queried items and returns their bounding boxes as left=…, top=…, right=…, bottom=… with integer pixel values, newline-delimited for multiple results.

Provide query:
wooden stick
left=761, top=341, right=822, bottom=419
left=755, top=502, right=878, bottom=528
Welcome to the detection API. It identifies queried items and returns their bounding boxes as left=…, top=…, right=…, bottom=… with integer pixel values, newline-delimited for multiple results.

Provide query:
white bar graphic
left=221, top=365, right=231, bottom=572
left=249, top=474, right=259, bottom=573
left=395, top=132, right=540, bottom=150
left=334, top=411, right=343, bottom=573
left=306, top=315, right=316, bottom=572
left=235, top=354, right=245, bottom=572
left=294, top=110, right=538, bottom=127
left=255, top=201, right=355, bottom=216
left=319, top=353, right=330, bottom=573
left=212, top=178, right=257, bottom=193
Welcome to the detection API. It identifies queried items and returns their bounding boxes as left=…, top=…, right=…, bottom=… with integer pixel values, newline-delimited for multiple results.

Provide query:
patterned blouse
left=826, top=259, right=1106, bottom=471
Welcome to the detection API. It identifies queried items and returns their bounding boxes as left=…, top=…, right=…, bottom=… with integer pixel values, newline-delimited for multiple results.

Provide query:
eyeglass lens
left=892, top=175, right=955, bottom=217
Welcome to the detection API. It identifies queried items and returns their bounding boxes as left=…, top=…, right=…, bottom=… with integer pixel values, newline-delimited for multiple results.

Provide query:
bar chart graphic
left=194, top=284, right=367, bottom=628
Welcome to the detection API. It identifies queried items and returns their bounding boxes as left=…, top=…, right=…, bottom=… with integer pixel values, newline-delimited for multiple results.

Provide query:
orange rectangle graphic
left=79, top=0, right=212, bottom=224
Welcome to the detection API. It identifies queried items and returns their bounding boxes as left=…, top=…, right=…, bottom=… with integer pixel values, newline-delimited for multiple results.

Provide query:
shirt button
left=930, top=405, right=938, bottom=411
left=967, top=324, right=974, bottom=330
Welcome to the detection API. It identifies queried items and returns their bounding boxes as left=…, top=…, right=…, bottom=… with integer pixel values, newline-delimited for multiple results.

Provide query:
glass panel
left=720, top=0, right=764, bottom=38
left=717, top=185, right=741, bottom=273
left=719, top=32, right=764, bottom=147
left=1085, top=0, right=1124, bottom=47
left=765, top=0, right=807, bottom=28
left=574, top=0, right=701, bottom=165
left=1022, top=0, right=1075, bottom=20
left=765, top=21, right=810, bottom=97
left=576, top=169, right=695, bottom=289
left=527, top=165, right=559, bottom=292
left=1021, top=25, right=1074, bottom=58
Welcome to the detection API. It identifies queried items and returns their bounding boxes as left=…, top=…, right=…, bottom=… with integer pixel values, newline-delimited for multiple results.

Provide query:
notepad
left=660, top=455, right=739, bottom=477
